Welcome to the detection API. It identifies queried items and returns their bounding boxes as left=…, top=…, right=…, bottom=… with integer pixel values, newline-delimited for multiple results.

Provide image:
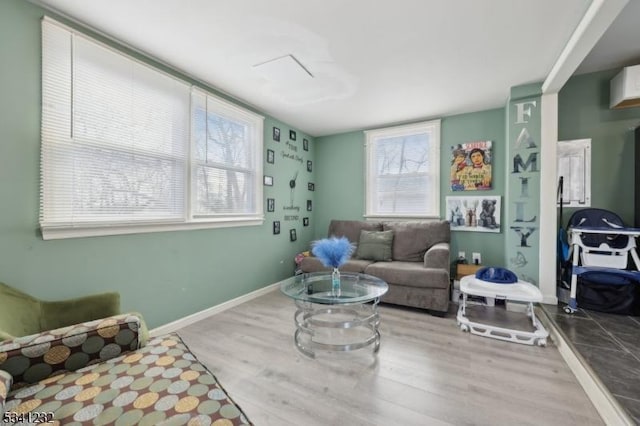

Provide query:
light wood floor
left=178, top=290, right=604, bottom=426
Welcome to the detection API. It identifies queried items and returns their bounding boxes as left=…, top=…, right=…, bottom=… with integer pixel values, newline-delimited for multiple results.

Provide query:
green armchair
left=0, top=282, right=146, bottom=343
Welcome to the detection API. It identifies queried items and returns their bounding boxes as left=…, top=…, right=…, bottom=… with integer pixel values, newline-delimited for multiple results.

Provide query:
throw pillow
left=356, top=230, right=394, bottom=261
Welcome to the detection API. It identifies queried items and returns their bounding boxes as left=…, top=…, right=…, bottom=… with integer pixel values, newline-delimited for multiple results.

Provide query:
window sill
left=40, top=217, right=264, bottom=240
left=363, top=214, right=441, bottom=221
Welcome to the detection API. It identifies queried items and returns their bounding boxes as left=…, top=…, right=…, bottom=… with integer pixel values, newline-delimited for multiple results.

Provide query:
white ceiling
left=34, top=0, right=637, bottom=137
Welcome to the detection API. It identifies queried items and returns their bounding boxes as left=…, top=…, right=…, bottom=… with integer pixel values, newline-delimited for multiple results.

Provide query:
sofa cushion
left=356, top=230, right=393, bottom=261
left=383, top=221, right=450, bottom=262
left=299, top=257, right=374, bottom=273
left=4, top=333, right=251, bottom=425
left=328, top=220, right=382, bottom=248
left=364, top=261, right=450, bottom=289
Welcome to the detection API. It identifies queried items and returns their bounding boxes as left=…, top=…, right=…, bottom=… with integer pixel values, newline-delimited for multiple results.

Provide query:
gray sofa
left=300, top=219, right=451, bottom=315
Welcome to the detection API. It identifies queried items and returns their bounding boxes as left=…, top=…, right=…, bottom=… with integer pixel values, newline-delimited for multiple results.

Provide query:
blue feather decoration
left=311, top=237, right=355, bottom=268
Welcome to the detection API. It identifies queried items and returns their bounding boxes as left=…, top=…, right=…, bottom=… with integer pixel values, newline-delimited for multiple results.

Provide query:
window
left=40, top=18, right=263, bottom=239
left=557, top=139, right=591, bottom=207
left=365, top=120, right=441, bottom=218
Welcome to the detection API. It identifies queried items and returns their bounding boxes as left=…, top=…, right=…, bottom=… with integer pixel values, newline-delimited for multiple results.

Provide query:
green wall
left=0, top=0, right=314, bottom=329
left=558, top=68, right=640, bottom=226
left=314, top=108, right=507, bottom=267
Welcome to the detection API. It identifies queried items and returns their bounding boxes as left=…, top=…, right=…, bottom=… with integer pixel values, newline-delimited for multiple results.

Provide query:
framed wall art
left=273, top=221, right=280, bottom=234
left=446, top=195, right=501, bottom=233
left=266, top=149, right=275, bottom=164
left=273, top=127, right=280, bottom=142
left=266, top=198, right=275, bottom=212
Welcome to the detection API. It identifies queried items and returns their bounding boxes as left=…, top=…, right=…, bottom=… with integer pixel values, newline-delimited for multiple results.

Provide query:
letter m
left=512, top=152, right=538, bottom=173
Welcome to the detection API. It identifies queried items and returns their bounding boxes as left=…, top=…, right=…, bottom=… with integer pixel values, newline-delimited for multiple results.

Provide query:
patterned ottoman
left=0, top=314, right=251, bottom=425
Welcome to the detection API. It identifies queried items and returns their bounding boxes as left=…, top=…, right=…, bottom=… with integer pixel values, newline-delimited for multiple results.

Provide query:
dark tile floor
left=541, top=304, right=640, bottom=424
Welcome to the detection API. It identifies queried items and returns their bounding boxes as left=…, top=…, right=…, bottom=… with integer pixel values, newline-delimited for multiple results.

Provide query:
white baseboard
left=149, top=280, right=283, bottom=337
left=536, top=307, right=634, bottom=426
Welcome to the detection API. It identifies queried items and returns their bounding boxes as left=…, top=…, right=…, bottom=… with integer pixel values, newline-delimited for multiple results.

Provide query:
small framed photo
left=290, top=228, right=297, bottom=241
left=273, top=127, right=280, bottom=142
left=303, top=217, right=309, bottom=227
left=307, top=160, right=313, bottom=172
left=289, top=130, right=297, bottom=141
left=264, top=175, right=273, bottom=186
left=303, top=138, right=309, bottom=151
left=308, top=182, right=315, bottom=191
left=266, top=149, right=275, bottom=164
left=307, top=200, right=312, bottom=211
left=273, top=221, right=280, bottom=235
left=267, top=198, right=275, bottom=212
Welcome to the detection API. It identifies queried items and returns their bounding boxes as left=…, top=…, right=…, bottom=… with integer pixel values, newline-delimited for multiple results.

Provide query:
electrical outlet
left=472, top=252, right=481, bottom=265
left=458, top=251, right=466, bottom=260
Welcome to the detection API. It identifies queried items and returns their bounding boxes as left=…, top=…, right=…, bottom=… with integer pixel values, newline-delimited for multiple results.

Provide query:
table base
left=293, top=298, right=382, bottom=357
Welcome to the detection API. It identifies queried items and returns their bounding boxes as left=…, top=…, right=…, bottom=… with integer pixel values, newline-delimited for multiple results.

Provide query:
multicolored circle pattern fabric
left=0, top=314, right=143, bottom=390
left=3, top=333, right=251, bottom=425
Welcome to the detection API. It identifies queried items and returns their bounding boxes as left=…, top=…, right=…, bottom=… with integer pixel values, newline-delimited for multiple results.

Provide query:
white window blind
left=40, top=18, right=263, bottom=239
left=557, top=139, right=591, bottom=207
left=365, top=120, right=441, bottom=218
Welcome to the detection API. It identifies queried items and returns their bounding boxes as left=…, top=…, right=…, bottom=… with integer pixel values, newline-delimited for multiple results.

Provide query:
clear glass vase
left=331, top=267, right=341, bottom=297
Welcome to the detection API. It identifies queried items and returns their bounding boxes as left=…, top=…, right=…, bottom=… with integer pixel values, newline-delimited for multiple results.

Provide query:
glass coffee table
left=280, top=272, right=389, bottom=357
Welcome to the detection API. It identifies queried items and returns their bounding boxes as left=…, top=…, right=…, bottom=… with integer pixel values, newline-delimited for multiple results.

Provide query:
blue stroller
left=564, top=208, right=640, bottom=314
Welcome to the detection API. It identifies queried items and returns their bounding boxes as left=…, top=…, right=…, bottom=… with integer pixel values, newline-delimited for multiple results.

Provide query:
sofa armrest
left=424, top=242, right=450, bottom=271
left=0, top=312, right=145, bottom=389
left=0, top=369, right=11, bottom=418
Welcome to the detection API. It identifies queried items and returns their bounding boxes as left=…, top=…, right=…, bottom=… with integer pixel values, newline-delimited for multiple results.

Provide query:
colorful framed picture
left=266, top=149, right=275, bottom=164
left=273, top=127, right=280, bottom=142
left=450, top=140, right=493, bottom=191
left=446, top=195, right=501, bottom=233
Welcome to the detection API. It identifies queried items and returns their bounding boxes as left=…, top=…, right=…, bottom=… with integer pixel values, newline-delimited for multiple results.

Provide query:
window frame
left=557, top=138, right=591, bottom=208
left=364, top=120, right=441, bottom=219
left=40, top=18, right=264, bottom=240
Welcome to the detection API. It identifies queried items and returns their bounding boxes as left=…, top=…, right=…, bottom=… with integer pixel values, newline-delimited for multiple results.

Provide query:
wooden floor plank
left=178, top=290, right=603, bottom=425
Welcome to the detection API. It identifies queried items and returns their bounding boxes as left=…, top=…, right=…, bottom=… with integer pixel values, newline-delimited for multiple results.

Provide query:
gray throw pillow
left=356, top=230, right=394, bottom=261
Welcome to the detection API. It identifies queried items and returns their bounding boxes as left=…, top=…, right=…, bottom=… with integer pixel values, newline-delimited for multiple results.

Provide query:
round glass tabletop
left=280, top=272, right=388, bottom=304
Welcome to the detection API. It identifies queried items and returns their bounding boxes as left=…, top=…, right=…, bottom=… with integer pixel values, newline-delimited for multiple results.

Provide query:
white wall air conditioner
left=610, top=64, right=640, bottom=109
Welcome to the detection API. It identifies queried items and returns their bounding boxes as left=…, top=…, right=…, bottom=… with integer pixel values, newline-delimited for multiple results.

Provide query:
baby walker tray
left=456, top=274, right=548, bottom=346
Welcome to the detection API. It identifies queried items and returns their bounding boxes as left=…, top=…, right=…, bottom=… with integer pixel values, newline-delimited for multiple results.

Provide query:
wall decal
left=303, top=217, right=309, bottom=227
left=446, top=196, right=501, bottom=232
left=273, top=127, right=280, bottom=142
left=509, top=251, right=528, bottom=268
left=308, top=182, right=314, bottom=191
left=303, top=138, right=309, bottom=151
left=266, top=149, right=274, bottom=164
left=267, top=198, right=275, bottom=212
left=289, top=130, right=297, bottom=141
left=510, top=226, right=537, bottom=247
left=450, top=141, right=492, bottom=191
left=264, top=175, right=273, bottom=186
left=307, top=160, right=312, bottom=172
left=273, top=221, right=280, bottom=235
left=307, top=200, right=312, bottom=211
left=290, top=228, right=297, bottom=241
